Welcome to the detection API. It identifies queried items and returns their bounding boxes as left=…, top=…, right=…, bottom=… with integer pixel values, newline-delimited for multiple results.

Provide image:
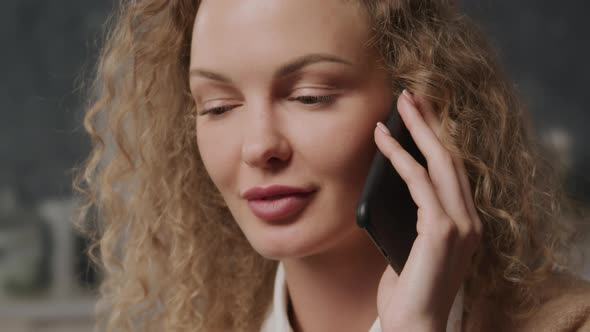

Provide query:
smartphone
left=356, top=96, right=427, bottom=274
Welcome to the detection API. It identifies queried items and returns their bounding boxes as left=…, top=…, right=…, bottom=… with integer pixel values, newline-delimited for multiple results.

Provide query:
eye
left=288, top=95, right=337, bottom=105
left=199, top=95, right=338, bottom=116
left=198, top=104, right=238, bottom=116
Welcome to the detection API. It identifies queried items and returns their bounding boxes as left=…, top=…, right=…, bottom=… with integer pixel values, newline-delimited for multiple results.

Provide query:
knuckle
left=410, top=166, right=429, bottom=183
left=383, top=149, right=397, bottom=163
left=437, top=150, right=454, bottom=168
left=386, top=141, right=402, bottom=159
left=404, top=119, right=416, bottom=132
left=461, top=222, right=483, bottom=251
left=400, top=167, right=419, bottom=186
left=417, top=209, right=426, bottom=221
left=384, top=150, right=395, bottom=162
left=429, top=173, right=443, bottom=189
left=435, top=216, right=458, bottom=243
left=427, top=153, right=452, bottom=188
left=473, top=218, right=484, bottom=240
left=466, top=229, right=482, bottom=251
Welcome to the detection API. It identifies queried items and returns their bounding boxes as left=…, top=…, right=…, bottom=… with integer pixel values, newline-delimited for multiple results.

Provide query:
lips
left=242, top=185, right=317, bottom=221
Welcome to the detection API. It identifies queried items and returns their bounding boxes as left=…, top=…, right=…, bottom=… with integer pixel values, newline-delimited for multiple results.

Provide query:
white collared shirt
left=261, top=262, right=463, bottom=332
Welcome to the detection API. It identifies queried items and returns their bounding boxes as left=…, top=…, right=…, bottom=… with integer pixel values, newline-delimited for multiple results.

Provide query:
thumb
left=377, top=265, right=399, bottom=312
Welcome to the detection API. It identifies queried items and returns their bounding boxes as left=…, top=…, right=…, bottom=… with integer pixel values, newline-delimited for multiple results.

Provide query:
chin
left=247, top=221, right=358, bottom=263
left=234, top=199, right=356, bottom=261
left=244, top=222, right=325, bottom=261
left=248, top=234, right=313, bottom=261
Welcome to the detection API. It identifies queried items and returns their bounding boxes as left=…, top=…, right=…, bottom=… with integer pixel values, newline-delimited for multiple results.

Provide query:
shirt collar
left=261, top=262, right=464, bottom=332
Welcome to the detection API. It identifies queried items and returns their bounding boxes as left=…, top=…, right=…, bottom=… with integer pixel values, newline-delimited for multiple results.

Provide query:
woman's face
left=190, top=0, right=393, bottom=259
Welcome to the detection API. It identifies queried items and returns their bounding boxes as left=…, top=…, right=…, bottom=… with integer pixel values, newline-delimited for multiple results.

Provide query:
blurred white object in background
left=543, top=126, right=573, bottom=169
left=0, top=194, right=95, bottom=331
left=0, top=187, right=45, bottom=300
left=542, top=127, right=590, bottom=280
left=37, top=197, right=77, bottom=299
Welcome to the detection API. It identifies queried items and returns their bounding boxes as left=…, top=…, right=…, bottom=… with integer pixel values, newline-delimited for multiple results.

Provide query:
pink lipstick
left=242, top=185, right=317, bottom=221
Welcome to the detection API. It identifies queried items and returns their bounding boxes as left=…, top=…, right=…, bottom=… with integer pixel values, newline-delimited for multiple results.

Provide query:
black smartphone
left=356, top=96, right=427, bottom=274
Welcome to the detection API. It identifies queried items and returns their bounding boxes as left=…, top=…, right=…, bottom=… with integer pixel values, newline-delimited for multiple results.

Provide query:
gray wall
left=0, top=0, right=112, bottom=204
left=465, top=1, right=590, bottom=174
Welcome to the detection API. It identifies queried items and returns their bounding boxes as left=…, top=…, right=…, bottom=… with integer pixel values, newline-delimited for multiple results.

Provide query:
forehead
left=190, top=0, right=373, bottom=69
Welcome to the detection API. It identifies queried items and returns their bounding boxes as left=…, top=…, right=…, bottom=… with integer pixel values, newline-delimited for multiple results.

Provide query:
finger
left=412, top=95, right=442, bottom=138
left=374, top=124, right=444, bottom=219
left=452, top=157, right=483, bottom=245
left=375, top=121, right=467, bottom=316
left=377, top=264, right=399, bottom=313
left=375, top=124, right=457, bottom=287
left=416, top=99, right=483, bottom=244
left=397, top=91, right=472, bottom=234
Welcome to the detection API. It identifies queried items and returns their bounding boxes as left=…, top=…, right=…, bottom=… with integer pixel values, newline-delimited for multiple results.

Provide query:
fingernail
left=402, top=89, right=416, bottom=106
left=376, top=121, right=391, bottom=136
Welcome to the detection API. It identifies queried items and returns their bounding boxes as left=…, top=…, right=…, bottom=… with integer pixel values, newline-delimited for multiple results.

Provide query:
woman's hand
left=374, top=90, right=482, bottom=332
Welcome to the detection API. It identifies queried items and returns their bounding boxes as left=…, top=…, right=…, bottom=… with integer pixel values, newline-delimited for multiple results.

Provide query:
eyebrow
left=189, top=53, right=354, bottom=84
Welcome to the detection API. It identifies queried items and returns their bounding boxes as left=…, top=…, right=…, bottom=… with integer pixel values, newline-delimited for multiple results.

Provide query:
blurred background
left=0, top=1, right=588, bottom=331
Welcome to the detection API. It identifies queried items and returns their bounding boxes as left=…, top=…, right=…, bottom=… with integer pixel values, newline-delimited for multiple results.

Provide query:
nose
left=241, top=105, right=292, bottom=170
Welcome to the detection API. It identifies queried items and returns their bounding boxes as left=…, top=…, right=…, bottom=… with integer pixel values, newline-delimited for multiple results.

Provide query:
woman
left=75, top=0, right=590, bottom=331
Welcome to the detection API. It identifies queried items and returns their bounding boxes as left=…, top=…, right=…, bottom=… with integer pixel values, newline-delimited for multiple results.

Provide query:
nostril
left=268, top=156, right=286, bottom=165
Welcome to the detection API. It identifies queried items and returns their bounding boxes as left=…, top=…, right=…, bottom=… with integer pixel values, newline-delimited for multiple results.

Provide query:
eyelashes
left=199, top=95, right=338, bottom=116
left=288, top=95, right=337, bottom=105
left=200, top=104, right=235, bottom=116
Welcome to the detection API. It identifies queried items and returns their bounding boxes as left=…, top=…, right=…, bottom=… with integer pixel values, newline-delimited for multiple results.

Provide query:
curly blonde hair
left=74, top=0, right=578, bottom=330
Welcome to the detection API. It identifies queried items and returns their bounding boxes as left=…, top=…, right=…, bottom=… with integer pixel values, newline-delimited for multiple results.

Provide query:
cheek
left=196, top=126, right=238, bottom=195
left=328, top=129, right=376, bottom=184
left=301, top=115, right=378, bottom=191
left=304, top=103, right=383, bottom=180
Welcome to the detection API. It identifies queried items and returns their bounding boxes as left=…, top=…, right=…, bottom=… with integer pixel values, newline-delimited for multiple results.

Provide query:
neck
left=282, top=228, right=389, bottom=332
